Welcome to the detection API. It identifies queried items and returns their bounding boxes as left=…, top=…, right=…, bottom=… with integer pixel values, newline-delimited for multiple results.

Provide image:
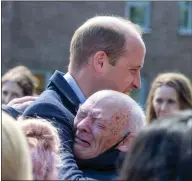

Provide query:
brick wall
left=2, top=1, right=192, bottom=99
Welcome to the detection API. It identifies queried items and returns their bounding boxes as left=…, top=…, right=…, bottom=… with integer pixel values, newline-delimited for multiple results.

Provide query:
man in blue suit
left=3, top=15, right=146, bottom=180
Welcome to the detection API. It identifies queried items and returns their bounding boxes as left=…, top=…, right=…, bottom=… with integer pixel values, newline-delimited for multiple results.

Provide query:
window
left=125, top=1, right=151, bottom=33
left=179, top=2, right=192, bottom=35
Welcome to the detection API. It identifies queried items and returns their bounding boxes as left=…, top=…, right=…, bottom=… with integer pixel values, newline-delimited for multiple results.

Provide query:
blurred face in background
left=2, top=81, right=24, bottom=104
left=152, top=85, right=180, bottom=118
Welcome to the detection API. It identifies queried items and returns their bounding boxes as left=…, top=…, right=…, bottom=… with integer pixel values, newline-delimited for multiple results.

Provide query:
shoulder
left=23, top=89, right=74, bottom=123
left=2, top=104, right=22, bottom=119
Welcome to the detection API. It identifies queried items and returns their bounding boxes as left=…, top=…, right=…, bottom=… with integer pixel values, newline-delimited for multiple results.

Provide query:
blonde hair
left=18, top=118, right=62, bottom=180
left=2, top=111, right=32, bottom=180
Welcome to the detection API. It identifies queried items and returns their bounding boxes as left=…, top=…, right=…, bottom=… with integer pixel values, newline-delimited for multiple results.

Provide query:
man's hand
left=7, top=96, right=38, bottom=112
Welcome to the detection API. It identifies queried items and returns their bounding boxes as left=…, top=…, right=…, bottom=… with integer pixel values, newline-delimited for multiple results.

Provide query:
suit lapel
left=48, top=70, right=81, bottom=114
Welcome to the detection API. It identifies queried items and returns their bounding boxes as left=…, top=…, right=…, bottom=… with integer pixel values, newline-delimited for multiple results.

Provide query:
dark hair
left=69, top=15, right=142, bottom=70
left=119, top=110, right=192, bottom=181
left=2, top=65, right=39, bottom=96
left=146, top=72, right=192, bottom=123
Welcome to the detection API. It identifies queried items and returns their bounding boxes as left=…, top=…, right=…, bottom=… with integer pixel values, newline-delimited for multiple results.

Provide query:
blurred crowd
left=2, top=15, right=192, bottom=181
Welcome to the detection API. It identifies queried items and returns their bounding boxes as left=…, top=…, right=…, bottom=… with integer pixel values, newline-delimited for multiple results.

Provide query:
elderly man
left=58, top=90, right=146, bottom=180
left=3, top=15, right=146, bottom=180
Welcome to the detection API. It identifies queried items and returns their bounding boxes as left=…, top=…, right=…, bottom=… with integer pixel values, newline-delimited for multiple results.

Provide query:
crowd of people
left=2, top=15, right=192, bottom=181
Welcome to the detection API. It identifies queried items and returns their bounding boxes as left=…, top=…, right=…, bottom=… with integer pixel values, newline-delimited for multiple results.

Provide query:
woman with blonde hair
left=2, top=111, right=33, bottom=180
left=146, top=72, right=192, bottom=123
left=18, top=118, right=63, bottom=180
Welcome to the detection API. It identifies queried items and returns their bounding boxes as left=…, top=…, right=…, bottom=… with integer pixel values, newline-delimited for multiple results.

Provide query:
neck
left=69, top=68, right=94, bottom=98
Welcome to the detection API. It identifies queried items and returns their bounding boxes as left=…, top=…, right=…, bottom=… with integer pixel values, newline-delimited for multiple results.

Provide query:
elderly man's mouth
left=75, top=137, right=90, bottom=148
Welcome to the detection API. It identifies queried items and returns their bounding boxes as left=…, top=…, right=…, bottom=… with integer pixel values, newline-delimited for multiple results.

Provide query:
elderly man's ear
left=117, top=135, right=136, bottom=152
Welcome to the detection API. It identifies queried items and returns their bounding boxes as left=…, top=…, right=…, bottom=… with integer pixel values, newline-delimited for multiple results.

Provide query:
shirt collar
left=64, top=72, right=86, bottom=104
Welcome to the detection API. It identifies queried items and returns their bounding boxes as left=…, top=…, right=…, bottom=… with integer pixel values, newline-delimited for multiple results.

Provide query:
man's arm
left=2, top=104, right=22, bottom=119
left=2, top=96, right=37, bottom=119
left=59, top=151, right=96, bottom=180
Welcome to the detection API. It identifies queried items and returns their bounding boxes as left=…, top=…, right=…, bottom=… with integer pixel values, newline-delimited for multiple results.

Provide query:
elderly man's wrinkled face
left=73, top=98, right=128, bottom=159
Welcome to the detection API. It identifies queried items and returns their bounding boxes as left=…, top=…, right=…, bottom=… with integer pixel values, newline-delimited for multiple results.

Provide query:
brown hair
left=2, top=65, right=39, bottom=96
left=69, top=15, right=142, bottom=70
left=146, top=72, right=192, bottom=123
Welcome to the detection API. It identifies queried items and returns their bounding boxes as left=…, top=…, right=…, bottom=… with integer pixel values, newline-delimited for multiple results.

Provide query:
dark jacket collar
left=47, top=70, right=81, bottom=112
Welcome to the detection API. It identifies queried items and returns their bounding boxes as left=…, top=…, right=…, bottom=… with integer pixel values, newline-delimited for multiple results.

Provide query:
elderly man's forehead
left=82, top=97, right=95, bottom=108
left=83, top=100, right=118, bottom=112
left=80, top=97, right=122, bottom=114
left=83, top=96, right=104, bottom=107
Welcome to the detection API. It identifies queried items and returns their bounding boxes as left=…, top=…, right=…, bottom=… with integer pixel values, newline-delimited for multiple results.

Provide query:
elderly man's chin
left=73, top=143, right=94, bottom=160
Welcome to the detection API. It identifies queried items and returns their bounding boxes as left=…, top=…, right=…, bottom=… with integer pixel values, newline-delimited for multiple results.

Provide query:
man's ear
left=117, top=135, right=136, bottom=152
left=92, top=51, right=109, bottom=73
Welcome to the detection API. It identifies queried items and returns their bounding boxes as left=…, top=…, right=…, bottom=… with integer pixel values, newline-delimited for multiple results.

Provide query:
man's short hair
left=69, top=15, right=143, bottom=70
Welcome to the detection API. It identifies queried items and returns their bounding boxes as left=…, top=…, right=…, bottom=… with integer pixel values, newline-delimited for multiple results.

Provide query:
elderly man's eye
left=96, top=122, right=106, bottom=130
left=77, top=112, right=87, bottom=119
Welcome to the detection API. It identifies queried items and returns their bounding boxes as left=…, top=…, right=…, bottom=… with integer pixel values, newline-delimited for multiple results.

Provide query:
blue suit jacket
left=10, top=71, right=120, bottom=180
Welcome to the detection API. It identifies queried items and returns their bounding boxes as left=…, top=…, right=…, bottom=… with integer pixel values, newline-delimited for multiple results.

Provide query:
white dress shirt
left=64, top=72, right=86, bottom=104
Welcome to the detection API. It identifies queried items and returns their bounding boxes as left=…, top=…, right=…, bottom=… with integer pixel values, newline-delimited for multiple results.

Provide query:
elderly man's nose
left=77, top=118, right=91, bottom=132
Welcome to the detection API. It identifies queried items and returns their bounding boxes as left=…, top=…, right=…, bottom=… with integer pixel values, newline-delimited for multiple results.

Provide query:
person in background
left=2, top=65, right=39, bottom=105
left=119, top=110, right=192, bottom=181
left=18, top=118, right=63, bottom=180
left=2, top=111, right=33, bottom=180
left=2, top=65, right=39, bottom=119
left=146, top=72, right=192, bottom=123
